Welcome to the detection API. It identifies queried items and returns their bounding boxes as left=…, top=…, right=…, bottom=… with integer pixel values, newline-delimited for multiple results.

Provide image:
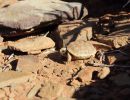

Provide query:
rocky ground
left=0, top=0, right=130, bottom=100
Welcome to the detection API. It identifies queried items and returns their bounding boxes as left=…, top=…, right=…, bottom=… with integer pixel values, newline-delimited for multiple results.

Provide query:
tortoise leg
left=67, top=53, right=72, bottom=62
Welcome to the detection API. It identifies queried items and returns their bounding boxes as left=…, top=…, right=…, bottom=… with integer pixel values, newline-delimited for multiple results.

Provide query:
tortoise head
left=60, top=47, right=67, bottom=57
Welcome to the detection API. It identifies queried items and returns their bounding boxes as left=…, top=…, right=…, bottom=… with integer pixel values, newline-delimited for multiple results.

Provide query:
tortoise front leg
left=67, top=53, right=72, bottom=62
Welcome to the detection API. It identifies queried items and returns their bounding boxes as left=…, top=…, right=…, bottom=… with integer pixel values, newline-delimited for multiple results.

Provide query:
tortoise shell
left=67, top=40, right=97, bottom=59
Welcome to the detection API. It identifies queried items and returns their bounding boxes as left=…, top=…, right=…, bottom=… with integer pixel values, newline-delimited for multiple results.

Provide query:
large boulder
left=0, top=0, right=88, bottom=37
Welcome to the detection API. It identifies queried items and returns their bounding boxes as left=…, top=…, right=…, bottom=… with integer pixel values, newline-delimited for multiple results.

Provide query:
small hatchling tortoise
left=60, top=40, right=111, bottom=61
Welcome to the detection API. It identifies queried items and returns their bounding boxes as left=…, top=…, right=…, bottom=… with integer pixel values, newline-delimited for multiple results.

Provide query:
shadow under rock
left=47, top=52, right=66, bottom=64
left=72, top=66, right=130, bottom=100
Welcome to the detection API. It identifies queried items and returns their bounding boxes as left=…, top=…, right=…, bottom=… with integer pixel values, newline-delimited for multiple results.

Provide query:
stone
left=76, top=27, right=93, bottom=41
left=56, top=97, right=76, bottom=100
left=76, top=67, right=99, bottom=82
left=0, top=71, right=35, bottom=88
left=0, top=0, right=87, bottom=36
left=96, top=35, right=129, bottom=48
left=0, top=42, right=7, bottom=52
left=106, top=52, right=130, bottom=64
left=16, top=55, right=41, bottom=73
left=60, top=86, right=75, bottom=97
left=97, top=67, right=110, bottom=79
left=54, top=20, right=93, bottom=48
left=38, top=81, right=64, bottom=99
left=2, top=87, right=10, bottom=97
left=73, top=66, right=110, bottom=84
left=14, top=95, right=28, bottom=100
left=8, top=36, right=55, bottom=54
left=0, top=89, right=5, bottom=98
left=110, top=73, right=130, bottom=86
left=0, top=36, right=3, bottom=42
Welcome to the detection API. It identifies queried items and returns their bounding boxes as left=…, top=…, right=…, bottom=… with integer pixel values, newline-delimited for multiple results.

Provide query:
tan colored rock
left=0, top=89, right=5, bottom=98
left=97, top=67, right=110, bottom=79
left=2, top=87, right=11, bottom=97
left=77, top=67, right=99, bottom=82
left=16, top=55, right=41, bottom=73
left=9, top=92, right=15, bottom=98
left=0, top=71, right=35, bottom=88
left=76, top=27, right=92, bottom=41
left=56, top=97, right=76, bottom=100
left=60, top=86, right=75, bottom=98
left=8, top=36, right=55, bottom=54
left=72, top=66, right=110, bottom=84
left=87, top=40, right=111, bottom=51
left=38, top=81, right=64, bottom=99
left=106, top=52, right=130, bottom=64
left=96, top=35, right=128, bottom=48
left=14, top=95, right=28, bottom=100
left=55, top=20, right=93, bottom=48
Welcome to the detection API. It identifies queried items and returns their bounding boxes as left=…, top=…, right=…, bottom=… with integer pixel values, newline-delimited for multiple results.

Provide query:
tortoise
left=60, top=40, right=111, bottom=61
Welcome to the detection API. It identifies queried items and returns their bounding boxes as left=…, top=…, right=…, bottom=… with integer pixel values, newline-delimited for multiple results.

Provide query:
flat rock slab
left=8, top=36, right=55, bottom=54
left=38, top=81, right=64, bottom=99
left=16, top=55, right=41, bottom=73
left=0, top=71, right=35, bottom=88
left=96, top=35, right=129, bottom=48
left=0, top=0, right=87, bottom=31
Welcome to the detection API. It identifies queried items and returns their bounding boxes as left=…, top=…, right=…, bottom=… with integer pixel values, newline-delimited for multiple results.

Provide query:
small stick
left=123, top=0, right=130, bottom=8
left=88, top=62, right=130, bottom=68
left=43, top=31, right=49, bottom=37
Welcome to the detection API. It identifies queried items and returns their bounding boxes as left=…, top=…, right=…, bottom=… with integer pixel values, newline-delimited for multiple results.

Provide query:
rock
left=96, top=35, right=129, bottom=48
left=54, top=20, right=93, bottom=48
left=0, top=36, right=3, bottom=42
left=38, top=81, right=64, bottom=99
left=106, top=52, right=130, bottom=64
left=110, top=73, right=130, bottom=86
left=0, top=42, right=7, bottom=53
left=72, top=66, right=110, bottom=85
left=2, top=87, right=10, bottom=97
left=0, top=0, right=87, bottom=36
left=27, top=84, right=41, bottom=99
left=0, top=71, right=35, bottom=88
left=16, top=55, right=41, bottom=73
left=56, top=97, right=76, bottom=100
left=76, top=27, right=93, bottom=41
left=14, top=95, right=28, bottom=100
left=8, top=36, right=55, bottom=54
left=97, top=67, right=110, bottom=79
left=60, top=86, right=75, bottom=97
left=0, top=89, right=5, bottom=98
left=76, top=67, right=99, bottom=82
